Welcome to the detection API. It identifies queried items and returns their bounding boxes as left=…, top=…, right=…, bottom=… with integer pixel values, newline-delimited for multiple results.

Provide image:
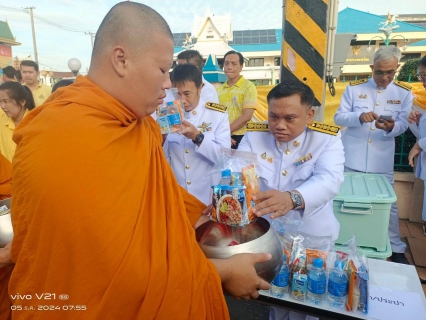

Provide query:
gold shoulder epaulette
left=308, top=121, right=339, bottom=136
left=393, top=80, right=412, bottom=91
left=350, top=79, right=368, bottom=86
left=205, top=102, right=227, bottom=112
left=246, top=122, right=269, bottom=132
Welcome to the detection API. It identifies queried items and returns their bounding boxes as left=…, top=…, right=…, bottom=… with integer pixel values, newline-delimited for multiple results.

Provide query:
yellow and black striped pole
left=280, top=0, right=329, bottom=108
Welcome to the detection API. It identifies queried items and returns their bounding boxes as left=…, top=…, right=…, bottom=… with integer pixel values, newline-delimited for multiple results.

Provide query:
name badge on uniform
left=294, top=153, right=312, bottom=167
left=387, top=100, right=401, bottom=104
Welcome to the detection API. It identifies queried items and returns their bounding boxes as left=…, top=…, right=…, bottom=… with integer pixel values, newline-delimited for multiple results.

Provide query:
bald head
left=91, top=1, right=172, bottom=63
left=88, top=1, right=174, bottom=119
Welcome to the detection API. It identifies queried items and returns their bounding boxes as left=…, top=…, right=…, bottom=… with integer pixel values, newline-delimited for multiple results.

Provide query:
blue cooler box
left=333, top=173, right=396, bottom=251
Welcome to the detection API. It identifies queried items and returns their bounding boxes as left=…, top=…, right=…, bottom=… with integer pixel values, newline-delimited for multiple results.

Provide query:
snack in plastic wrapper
left=271, top=217, right=303, bottom=265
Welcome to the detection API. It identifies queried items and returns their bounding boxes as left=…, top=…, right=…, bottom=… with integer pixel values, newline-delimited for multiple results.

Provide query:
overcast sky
left=1, top=0, right=425, bottom=72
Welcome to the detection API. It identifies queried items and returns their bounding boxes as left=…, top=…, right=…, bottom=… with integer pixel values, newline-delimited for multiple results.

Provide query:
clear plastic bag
left=271, top=217, right=303, bottom=265
left=156, top=88, right=184, bottom=134
left=339, top=235, right=369, bottom=314
left=210, top=148, right=260, bottom=227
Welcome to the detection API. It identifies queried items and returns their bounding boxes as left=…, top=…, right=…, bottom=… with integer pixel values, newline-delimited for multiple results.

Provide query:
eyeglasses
left=417, top=74, right=426, bottom=82
left=374, top=70, right=397, bottom=76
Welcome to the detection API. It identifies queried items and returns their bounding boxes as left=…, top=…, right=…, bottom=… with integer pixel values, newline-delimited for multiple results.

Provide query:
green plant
left=397, top=59, right=420, bottom=82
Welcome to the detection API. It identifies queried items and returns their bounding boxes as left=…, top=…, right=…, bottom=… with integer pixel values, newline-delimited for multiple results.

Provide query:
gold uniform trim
left=308, top=121, right=339, bottom=136
left=393, top=80, right=412, bottom=91
left=205, top=102, right=227, bottom=112
left=246, top=122, right=269, bottom=132
left=349, top=79, right=368, bottom=86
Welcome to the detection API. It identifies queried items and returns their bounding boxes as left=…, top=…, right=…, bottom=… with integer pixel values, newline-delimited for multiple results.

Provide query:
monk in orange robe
left=0, top=153, right=13, bottom=320
left=0, top=153, right=12, bottom=200
left=9, top=3, right=270, bottom=319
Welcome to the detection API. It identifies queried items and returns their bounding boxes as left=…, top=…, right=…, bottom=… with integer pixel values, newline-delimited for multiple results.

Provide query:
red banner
left=0, top=45, right=12, bottom=57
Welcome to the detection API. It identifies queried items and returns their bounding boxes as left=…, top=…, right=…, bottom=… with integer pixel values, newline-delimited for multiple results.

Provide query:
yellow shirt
left=0, top=109, right=29, bottom=162
left=24, top=82, right=52, bottom=107
left=217, top=76, right=257, bottom=135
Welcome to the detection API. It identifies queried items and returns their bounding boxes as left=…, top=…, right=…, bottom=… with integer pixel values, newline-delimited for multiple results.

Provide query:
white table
left=257, top=258, right=426, bottom=320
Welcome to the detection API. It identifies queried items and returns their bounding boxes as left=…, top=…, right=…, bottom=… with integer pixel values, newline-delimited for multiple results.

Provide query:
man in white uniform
left=239, top=81, right=344, bottom=320
left=163, top=64, right=230, bottom=205
left=334, top=47, right=412, bottom=264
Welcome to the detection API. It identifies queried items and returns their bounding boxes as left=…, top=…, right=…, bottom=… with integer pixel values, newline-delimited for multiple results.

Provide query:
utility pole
left=85, top=32, right=95, bottom=49
left=25, top=7, right=38, bottom=64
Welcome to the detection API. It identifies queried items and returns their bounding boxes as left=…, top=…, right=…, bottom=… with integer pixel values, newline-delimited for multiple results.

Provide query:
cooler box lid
left=334, top=173, right=396, bottom=203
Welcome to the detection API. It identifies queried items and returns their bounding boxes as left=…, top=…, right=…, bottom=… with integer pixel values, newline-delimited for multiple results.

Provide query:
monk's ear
left=110, top=46, right=127, bottom=77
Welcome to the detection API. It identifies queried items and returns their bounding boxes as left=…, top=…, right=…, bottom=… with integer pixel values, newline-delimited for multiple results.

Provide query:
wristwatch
left=289, top=191, right=303, bottom=210
left=192, top=132, right=204, bottom=145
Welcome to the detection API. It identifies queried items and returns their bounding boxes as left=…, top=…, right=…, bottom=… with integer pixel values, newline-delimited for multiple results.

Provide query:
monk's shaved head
left=91, top=1, right=172, bottom=63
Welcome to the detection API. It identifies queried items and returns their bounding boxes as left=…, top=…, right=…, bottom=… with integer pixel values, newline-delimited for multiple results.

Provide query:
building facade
left=172, top=8, right=426, bottom=84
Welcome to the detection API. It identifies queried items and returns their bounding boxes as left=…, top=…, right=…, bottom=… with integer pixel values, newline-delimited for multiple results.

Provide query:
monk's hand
left=251, top=190, right=294, bottom=219
left=216, top=253, right=271, bottom=300
left=359, top=111, right=378, bottom=123
left=180, top=120, right=199, bottom=141
left=231, top=138, right=237, bottom=146
left=408, top=142, right=422, bottom=167
left=408, top=110, right=422, bottom=125
left=375, top=117, right=395, bottom=131
left=0, top=241, right=13, bottom=268
left=202, top=204, right=212, bottom=215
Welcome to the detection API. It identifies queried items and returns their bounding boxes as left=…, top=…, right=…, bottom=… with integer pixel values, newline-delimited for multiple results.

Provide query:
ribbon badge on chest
left=387, top=100, right=401, bottom=104
left=197, top=122, right=212, bottom=132
left=294, top=153, right=312, bottom=167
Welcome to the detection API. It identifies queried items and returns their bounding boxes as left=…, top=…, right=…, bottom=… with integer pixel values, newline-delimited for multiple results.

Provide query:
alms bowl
left=195, top=217, right=283, bottom=283
left=0, top=198, right=13, bottom=248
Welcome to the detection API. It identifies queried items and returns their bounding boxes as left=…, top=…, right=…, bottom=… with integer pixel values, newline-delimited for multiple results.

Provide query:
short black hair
left=177, top=50, right=204, bottom=70
left=0, top=82, right=36, bottom=111
left=224, top=50, right=244, bottom=65
left=171, top=64, right=202, bottom=88
left=52, top=79, right=74, bottom=93
left=267, top=81, right=315, bottom=107
left=20, top=60, right=39, bottom=72
left=419, top=56, right=426, bottom=68
left=2, top=66, right=16, bottom=79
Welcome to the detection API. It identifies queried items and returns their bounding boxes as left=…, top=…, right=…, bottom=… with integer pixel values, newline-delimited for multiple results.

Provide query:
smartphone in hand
left=378, top=115, right=392, bottom=123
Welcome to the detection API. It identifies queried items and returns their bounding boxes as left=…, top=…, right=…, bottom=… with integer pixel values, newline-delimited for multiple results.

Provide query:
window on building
left=401, top=53, right=421, bottom=62
left=274, top=57, right=281, bottom=66
left=247, top=58, right=264, bottom=67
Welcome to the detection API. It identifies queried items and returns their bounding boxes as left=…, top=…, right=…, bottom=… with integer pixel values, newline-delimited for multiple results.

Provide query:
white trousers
left=344, top=167, right=406, bottom=253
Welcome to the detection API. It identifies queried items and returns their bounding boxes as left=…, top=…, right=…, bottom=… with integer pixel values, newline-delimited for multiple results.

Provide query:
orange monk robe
left=10, top=76, right=230, bottom=320
left=0, top=153, right=12, bottom=320
left=0, top=153, right=12, bottom=200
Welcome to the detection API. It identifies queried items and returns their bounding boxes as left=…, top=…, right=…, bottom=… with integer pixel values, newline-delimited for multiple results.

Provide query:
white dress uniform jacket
left=163, top=100, right=231, bottom=205
left=334, top=78, right=412, bottom=173
left=238, top=122, right=344, bottom=241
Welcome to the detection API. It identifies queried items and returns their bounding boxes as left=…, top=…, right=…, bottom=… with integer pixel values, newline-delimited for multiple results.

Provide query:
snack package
left=211, top=148, right=260, bottom=227
left=290, top=244, right=308, bottom=301
left=156, top=88, right=184, bottom=134
left=300, top=233, right=334, bottom=272
left=342, top=235, right=369, bottom=314
left=271, top=217, right=303, bottom=265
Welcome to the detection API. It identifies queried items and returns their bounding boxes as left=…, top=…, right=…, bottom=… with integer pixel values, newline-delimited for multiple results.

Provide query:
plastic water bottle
left=328, top=260, right=348, bottom=308
left=270, top=254, right=289, bottom=298
left=219, top=169, right=231, bottom=185
left=307, top=258, right=326, bottom=305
